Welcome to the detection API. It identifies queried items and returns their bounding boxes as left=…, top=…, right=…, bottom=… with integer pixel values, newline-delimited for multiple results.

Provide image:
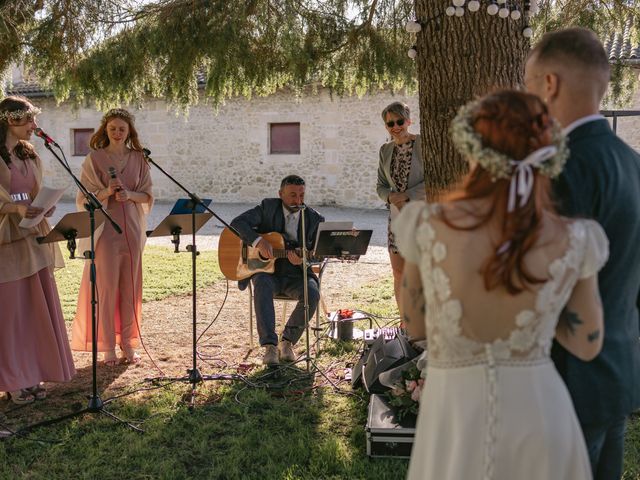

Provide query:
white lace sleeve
left=390, top=200, right=428, bottom=265
left=579, top=219, right=609, bottom=279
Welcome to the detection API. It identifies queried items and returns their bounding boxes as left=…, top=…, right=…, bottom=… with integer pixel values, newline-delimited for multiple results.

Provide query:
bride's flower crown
left=0, top=106, right=42, bottom=122
left=102, top=108, right=134, bottom=123
left=450, top=99, right=569, bottom=180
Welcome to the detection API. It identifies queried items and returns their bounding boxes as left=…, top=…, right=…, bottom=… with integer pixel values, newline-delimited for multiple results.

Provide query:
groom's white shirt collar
left=563, top=114, right=605, bottom=135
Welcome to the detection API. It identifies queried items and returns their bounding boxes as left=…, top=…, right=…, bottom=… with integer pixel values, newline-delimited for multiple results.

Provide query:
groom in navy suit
left=526, top=28, right=640, bottom=480
left=231, top=175, right=324, bottom=366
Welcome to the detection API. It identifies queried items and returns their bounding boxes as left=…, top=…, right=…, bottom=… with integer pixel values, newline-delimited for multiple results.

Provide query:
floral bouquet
left=386, top=363, right=424, bottom=420
left=379, top=344, right=427, bottom=421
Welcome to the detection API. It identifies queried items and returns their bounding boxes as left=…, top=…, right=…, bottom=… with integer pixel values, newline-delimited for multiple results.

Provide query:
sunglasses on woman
left=386, top=118, right=406, bottom=128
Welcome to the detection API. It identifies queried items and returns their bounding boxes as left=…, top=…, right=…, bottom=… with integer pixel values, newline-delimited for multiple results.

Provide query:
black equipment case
left=365, top=394, right=416, bottom=458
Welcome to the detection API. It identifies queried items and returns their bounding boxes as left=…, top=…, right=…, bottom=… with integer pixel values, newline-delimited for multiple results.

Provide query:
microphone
left=107, top=166, right=122, bottom=192
left=289, top=203, right=306, bottom=211
left=34, top=128, right=59, bottom=147
left=142, top=148, right=151, bottom=160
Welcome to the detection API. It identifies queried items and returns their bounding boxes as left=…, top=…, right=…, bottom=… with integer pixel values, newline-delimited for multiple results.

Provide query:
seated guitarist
left=230, top=175, right=325, bottom=366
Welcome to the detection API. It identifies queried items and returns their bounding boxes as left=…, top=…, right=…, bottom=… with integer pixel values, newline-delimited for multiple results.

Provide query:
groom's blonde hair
left=529, top=27, right=610, bottom=99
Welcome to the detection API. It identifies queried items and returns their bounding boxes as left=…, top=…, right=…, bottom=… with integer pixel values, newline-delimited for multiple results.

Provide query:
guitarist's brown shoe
left=279, top=340, right=296, bottom=362
left=262, top=345, right=280, bottom=366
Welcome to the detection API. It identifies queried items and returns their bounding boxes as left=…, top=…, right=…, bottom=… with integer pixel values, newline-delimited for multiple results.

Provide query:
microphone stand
left=291, top=206, right=335, bottom=384
left=16, top=140, right=142, bottom=436
left=142, top=151, right=244, bottom=409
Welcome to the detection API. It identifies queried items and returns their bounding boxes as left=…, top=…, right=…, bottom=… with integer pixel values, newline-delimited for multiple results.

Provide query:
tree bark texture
left=414, top=0, right=529, bottom=198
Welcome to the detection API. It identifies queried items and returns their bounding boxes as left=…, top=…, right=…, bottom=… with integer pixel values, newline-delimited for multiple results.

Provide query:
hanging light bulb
left=445, top=5, right=456, bottom=16
left=487, top=1, right=499, bottom=15
left=452, top=0, right=465, bottom=7
left=405, top=20, right=422, bottom=33
left=522, top=26, right=533, bottom=38
left=455, top=6, right=465, bottom=16
left=498, top=6, right=510, bottom=17
left=408, top=45, right=418, bottom=59
left=510, top=7, right=521, bottom=20
left=468, top=0, right=480, bottom=12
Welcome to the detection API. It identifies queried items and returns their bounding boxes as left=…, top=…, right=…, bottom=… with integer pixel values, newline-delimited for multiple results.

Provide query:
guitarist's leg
left=280, top=276, right=320, bottom=346
left=252, top=273, right=282, bottom=347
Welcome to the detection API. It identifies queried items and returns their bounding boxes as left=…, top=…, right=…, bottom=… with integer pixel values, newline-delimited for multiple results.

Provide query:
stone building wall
left=28, top=85, right=640, bottom=210
left=31, top=90, right=420, bottom=209
left=608, top=88, right=640, bottom=150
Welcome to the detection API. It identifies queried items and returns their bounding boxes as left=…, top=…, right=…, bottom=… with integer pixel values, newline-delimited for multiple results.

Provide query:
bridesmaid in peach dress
left=0, top=96, right=75, bottom=405
left=71, top=108, right=153, bottom=366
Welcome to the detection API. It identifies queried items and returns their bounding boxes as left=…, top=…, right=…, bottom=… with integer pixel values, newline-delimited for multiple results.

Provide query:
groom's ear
left=545, top=72, right=561, bottom=102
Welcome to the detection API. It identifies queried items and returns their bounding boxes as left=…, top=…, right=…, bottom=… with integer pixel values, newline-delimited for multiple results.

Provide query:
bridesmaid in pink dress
left=71, top=108, right=153, bottom=366
left=0, top=96, right=76, bottom=405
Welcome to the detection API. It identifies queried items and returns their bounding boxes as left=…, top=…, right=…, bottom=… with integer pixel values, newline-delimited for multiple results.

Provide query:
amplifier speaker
left=351, top=346, right=369, bottom=389
left=362, top=333, right=418, bottom=394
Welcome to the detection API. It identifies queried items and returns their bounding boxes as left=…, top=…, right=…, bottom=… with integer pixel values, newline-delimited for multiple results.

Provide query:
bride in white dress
left=392, top=90, right=608, bottom=480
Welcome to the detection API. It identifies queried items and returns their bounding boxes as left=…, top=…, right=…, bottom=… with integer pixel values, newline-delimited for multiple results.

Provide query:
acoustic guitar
left=218, top=228, right=318, bottom=281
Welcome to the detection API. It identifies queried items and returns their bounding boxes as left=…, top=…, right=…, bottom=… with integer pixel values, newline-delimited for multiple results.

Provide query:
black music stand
left=311, top=229, right=373, bottom=344
left=37, top=211, right=106, bottom=259
left=145, top=201, right=222, bottom=408
left=313, top=229, right=373, bottom=259
left=147, top=211, right=212, bottom=254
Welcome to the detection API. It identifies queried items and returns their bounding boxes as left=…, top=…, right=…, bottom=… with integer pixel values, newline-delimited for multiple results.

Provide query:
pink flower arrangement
left=386, top=364, right=424, bottom=420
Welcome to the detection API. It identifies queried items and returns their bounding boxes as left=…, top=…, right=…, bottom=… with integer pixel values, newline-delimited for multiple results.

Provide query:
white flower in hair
left=0, top=106, right=42, bottom=122
left=450, top=99, right=569, bottom=181
left=102, top=108, right=135, bottom=123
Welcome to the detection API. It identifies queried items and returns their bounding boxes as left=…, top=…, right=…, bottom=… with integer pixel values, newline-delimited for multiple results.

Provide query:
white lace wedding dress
left=392, top=202, right=609, bottom=480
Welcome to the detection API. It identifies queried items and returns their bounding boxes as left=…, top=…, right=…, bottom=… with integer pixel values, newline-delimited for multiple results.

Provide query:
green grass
left=624, top=415, right=640, bottom=480
left=54, top=245, right=222, bottom=322
left=0, top=382, right=407, bottom=480
left=2, top=269, right=639, bottom=479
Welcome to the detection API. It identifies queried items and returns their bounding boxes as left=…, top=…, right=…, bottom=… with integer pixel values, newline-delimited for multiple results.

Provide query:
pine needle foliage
left=1, top=1, right=639, bottom=108
left=2, top=0, right=417, bottom=108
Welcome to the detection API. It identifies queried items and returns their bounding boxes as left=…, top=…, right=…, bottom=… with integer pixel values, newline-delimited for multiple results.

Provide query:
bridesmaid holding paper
left=0, top=96, right=75, bottom=405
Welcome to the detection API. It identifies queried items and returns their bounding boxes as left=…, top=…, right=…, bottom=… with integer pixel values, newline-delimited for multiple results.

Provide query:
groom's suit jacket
left=230, top=198, right=324, bottom=290
left=552, top=119, right=640, bottom=426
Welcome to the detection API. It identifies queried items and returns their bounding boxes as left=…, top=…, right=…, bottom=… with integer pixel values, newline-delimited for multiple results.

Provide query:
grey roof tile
left=604, top=18, right=640, bottom=64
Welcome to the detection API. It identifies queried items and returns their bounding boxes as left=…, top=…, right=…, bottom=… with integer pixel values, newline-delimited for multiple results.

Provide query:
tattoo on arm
left=403, top=314, right=411, bottom=325
left=559, top=308, right=583, bottom=335
left=587, top=330, right=601, bottom=343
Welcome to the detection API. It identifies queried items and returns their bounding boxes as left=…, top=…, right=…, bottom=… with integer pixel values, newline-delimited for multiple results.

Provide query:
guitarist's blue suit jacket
left=230, top=198, right=325, bottom=291
left=552, top=118, right=640, bottom=426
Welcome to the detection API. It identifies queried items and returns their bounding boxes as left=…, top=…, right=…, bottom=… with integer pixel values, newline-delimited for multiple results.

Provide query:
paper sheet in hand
left=19, top=185, right=68, bottom=229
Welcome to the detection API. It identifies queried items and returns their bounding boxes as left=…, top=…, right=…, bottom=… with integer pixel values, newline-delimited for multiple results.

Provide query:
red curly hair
left=444, top=90, right=558, bottom=295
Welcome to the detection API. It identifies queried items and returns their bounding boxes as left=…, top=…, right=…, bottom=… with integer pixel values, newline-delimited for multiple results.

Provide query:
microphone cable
left=195, top=280, right=232, bottom=371
left=118, top=159, right=165, bottom=376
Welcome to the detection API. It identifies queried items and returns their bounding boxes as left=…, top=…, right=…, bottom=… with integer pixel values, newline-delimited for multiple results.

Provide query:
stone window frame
left=269, top=122, right=301, bottom=155
left=72, top=128, right=94, bottom=157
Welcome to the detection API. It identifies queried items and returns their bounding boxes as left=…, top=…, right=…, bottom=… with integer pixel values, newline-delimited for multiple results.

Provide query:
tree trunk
left=414, top=0, right=529, bottom=199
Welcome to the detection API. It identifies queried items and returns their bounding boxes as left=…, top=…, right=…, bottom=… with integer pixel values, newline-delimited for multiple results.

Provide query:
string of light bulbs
left=405, top=0, right=537, bottom=58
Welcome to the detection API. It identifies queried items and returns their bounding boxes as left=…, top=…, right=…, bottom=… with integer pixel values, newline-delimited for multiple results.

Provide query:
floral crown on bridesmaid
left=450, top=99, right=569, bottom=180
left=0, top=106, right=41, bottom=122
left=102, top=108, right=135, bottom=123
